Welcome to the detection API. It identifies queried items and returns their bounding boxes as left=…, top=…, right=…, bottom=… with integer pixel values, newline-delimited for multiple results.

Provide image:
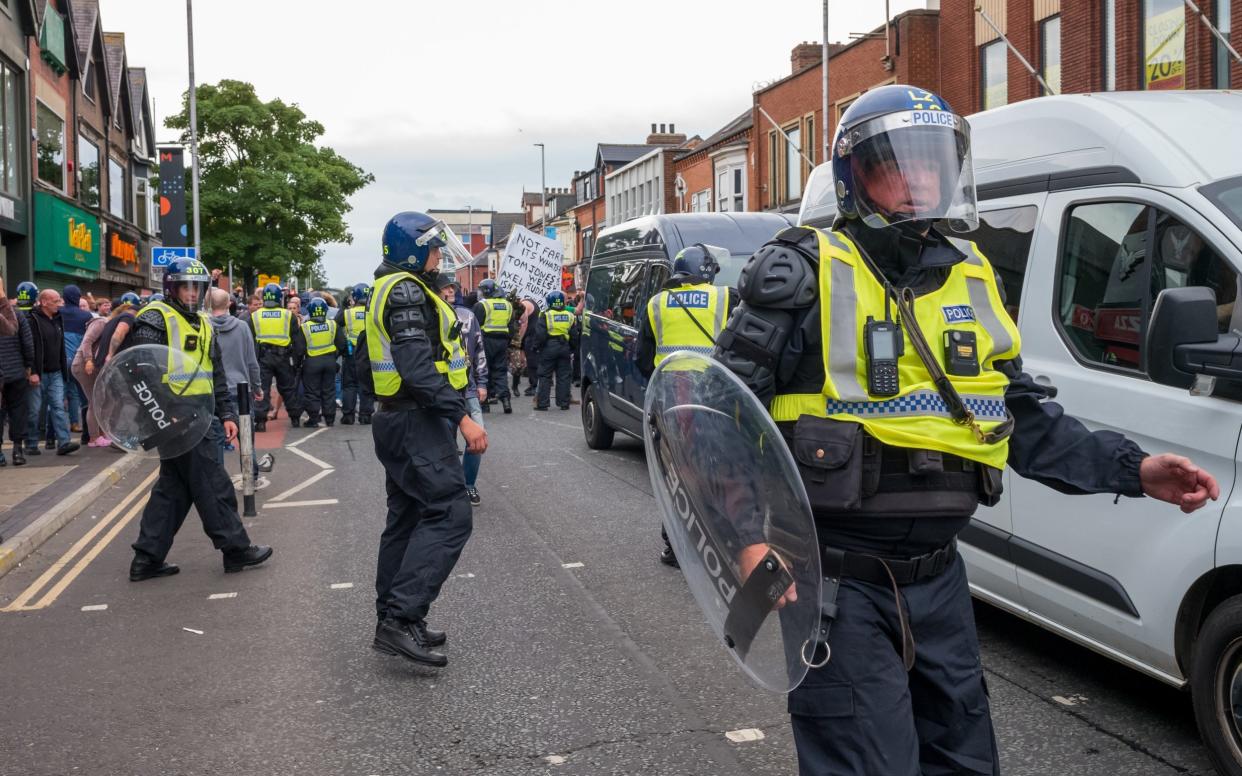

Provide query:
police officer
left=15, top=281, right=37, bottom=314
left=472, top=278, right=516, bottom=414
left=533, top=291, right=578, bottom=411
left=124, top=257, right=272, bottom=581
left=638, top=244, right=739, bottom=567
left=300, top=298, right=346, bottom=428
left=250, top=282, right=305, bottom=431
left=360, top=211, right=487, bottom=667
left=337, top=283, right=374, bottom=425
left=712, top=85, right=1220, bottom=776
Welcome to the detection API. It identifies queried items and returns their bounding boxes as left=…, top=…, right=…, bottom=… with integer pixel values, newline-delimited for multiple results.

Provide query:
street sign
left=151, top=246, right=197, bottom=267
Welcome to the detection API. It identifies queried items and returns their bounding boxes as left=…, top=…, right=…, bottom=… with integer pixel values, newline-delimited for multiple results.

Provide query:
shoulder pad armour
left=773, top=226, right=820, bottom=252
left=737, top=241, right=819, bottom=309
left=136, top=308, right=166, bottom=329
left=388, top=279, right=426, bottom=308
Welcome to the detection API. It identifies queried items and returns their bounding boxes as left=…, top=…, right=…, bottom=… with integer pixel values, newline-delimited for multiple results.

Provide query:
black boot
left=290, top=416, right=301, bottom=428
left=372, top=619, right=447, bottom=667
left=359, top=415, right=372, bottom=425
left=223, top=544, right=273, bottom=573
left=129, top=553, right=180, bottom=581
left=11, top=446, right=25, bottom=466
left=480, top=402, right=490, bottom=414
left=254, top=420, right=267, bottom=433
left=501, top=397, right=512, bottom=414
left=411, top=620, right=447, bottom=647
left=340, top=415, right=354, bottom=425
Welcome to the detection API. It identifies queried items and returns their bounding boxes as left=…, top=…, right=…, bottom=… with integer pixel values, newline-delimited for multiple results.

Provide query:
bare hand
left=460, top=416, right=488, bottom=454
left=28, top=373, right=39, bottom=386
left=738, top=543, right=797, bottom=609
left=85, top=360, right=94, bottom=376
left=223, top=420, right=238, bottom=443
left=478, top=387, right=488, bottom=402
left=1140, top=454, right=1221, bottom=514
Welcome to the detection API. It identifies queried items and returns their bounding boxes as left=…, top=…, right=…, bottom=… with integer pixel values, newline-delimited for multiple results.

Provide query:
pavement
left=0, top=394, right=1223, bottom=775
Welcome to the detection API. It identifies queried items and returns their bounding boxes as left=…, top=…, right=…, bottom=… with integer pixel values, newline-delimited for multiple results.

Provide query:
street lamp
left=186, top=0, right=202, bottom=259
left=534, top=143, right=547, bottom=237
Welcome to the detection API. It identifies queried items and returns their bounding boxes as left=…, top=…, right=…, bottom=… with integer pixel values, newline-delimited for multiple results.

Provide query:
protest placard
left=495, top=225, right=564, bottom=308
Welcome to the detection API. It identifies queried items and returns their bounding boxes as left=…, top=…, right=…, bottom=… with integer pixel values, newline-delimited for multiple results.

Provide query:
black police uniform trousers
left=132, top=421, right=251, bottom=563
left=340, top=350, right=374, bottom=421
left=302, top=353, right=338, bottom=424
left=789, top=551, right=998, bottom=776
left=255, top=345, right=301, bottom=419
left=372, top=407, right=472, bottom=624
left=536, top=338, right=572, bottom=409
left=482, top=333, right=511, bottom=400
left=1, top=377, right=28, bottom=444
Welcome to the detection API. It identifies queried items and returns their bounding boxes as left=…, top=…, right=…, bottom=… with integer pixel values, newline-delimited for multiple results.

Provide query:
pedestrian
left=69, top=307, right=109, bottom=447
left=80, top=294, right=140, bottom=447
left=250, top=282, right=305, bottom=431
left=532, top=291, right=578, bottom=411
left=299, top=297, right=345, bottom=428
left=519, top=297, right=540, bottom=395
left=711, top=84, right=1220, bottom=776
left=123, top=258, right=271, bottom=582
left=472, top=279, right=515, bottom=414
left=360, top=211, right=487, bottom=667
left=60, top=285, right=94, bottom=439
left=0, top=276, right=26, bottom=465
left=96, top=298, right=112, bottom=318
left=208, top=287, right=266, bottom=468
left=24, top=289, right=78, bottom=456
left=438, top=275, right=488, bottom=506
left=238, top=292, right=261, bottom=324
left=336, top=283, right=374, bottom=425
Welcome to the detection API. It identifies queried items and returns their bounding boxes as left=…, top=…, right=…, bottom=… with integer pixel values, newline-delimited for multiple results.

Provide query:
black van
left=579, top=212, right=793, bottom=449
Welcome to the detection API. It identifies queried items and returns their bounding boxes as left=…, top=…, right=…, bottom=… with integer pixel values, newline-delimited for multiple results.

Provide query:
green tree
left=165, top=80, right=374, bottom=284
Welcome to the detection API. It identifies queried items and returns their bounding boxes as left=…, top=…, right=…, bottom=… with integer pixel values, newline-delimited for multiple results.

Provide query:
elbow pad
left=714, top=304, right=794, bottom=398
left=737, top=239, right=819, bottom=309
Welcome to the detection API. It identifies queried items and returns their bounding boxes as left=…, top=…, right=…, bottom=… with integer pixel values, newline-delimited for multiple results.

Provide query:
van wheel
left=582, top=385, right=614, bottom=450
left=1192, top=595, right=1242, bottom=776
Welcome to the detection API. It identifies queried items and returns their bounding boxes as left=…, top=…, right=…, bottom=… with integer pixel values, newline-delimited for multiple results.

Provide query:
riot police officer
left=712, top=85, right=1219, bottom=775
left=638, top=244, right=738, bottom=567
left=123, top=257, right=272, bottom=581
left=472, top=278, right=516, bottom=414
left=360, top=211, right=487, bottom=667
left=250, top=282, right=305, bottom=431
left=15, top=281, right=37, bottom=313
left=533, top=291, right=579, bottom=411
left=300, top=298, right=345, bottom=428
left=337, top=283, right=374, bottom=425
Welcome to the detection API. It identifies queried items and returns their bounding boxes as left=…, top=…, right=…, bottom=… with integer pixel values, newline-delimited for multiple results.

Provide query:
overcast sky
left=101, top=0, right=932, bottom=287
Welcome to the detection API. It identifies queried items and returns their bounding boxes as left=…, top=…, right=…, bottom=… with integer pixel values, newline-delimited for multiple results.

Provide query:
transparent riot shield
left=644, top=352, right=821, bottom=692
left=92, top=344, right=214, bottom=460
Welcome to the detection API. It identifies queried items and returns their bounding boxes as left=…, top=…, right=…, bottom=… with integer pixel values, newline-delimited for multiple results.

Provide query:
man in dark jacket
left=0, top=278, right=24, bottom=465
left=26, top=289, right=77, bottom=456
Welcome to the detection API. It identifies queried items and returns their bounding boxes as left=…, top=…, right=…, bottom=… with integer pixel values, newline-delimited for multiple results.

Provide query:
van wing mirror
left=1146, top=286, right=1242, bottom=390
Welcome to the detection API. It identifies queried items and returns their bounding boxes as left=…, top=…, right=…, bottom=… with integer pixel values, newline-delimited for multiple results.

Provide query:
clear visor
left=416, top=219, right=475, bottom=274
left=165, top=275, right=208, bottom=314
left=847, top=111, right=978, bottom=232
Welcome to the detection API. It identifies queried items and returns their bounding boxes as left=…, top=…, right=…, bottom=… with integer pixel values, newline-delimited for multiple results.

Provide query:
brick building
left=604, top=123, right=693, bottom=225
left=672, top=110, right=751, bottom=214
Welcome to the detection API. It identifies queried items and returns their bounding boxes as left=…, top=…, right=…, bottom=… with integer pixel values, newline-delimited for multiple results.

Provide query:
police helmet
left=546, top=290, right=566, bottom=309
left=831, top=84, right=978, bottom=232
left=15, top=281, right=37, bottom=311
left=671, top=243, right=726, bottom=284
left=261, top=283, right=283, bottom=308
left=162, top=258, right=211, bottom=315
left=478, top=278, right=500, bottom=298
left=351, top=283, right=371, bottom=304
left=381, top=211, right=474, bottom=275
left=119, top=292, right=141, bottom=307
left=145, top=293, right=164, bottom=305
left=306, top=297, right=328, bottom=321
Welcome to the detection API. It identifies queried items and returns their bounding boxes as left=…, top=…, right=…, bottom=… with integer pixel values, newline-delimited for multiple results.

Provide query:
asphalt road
left=0, top=399, right=1221, bottom=775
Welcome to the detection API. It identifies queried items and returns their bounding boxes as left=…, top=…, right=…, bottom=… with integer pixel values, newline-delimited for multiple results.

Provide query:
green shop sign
left=34, top=192, right=99, bottom=279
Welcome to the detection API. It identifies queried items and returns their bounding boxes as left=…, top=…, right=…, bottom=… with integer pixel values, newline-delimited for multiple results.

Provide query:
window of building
left=691, top=189, right=710, bottom=212
left=1216, top=0, right=1233, bottom=89
left=936, top=206, right=1038, bottom=323
left=733, top=168, right=744, bottom=211
left=784, top=124, right=801, bottom=202
left=135, top=175, right=150, bottom=232
left=1057, top=202, right=1238, bottom=372
left=1041, top=15, right=1062, bottom=95
left=82, top=60, right=95, bottom=102
left=78, top=135, right=99, bottom=207
left=803, top=114, right=816, bottom=174
left=1103, top=0, right=1117, bottom=90
left=581, top=226, right=594, bottom=258
left=981, top=40, right=1008, bottom=110
left=1143, top=0, right=1187, bottom=90
left=716, top=169, right=729, bottom=212
left=0, top=63, right=19, bottom=196
left=35, top=101, right=64, bottom=190
left=109, top=157, right=125, bottom=219
left=768, top=131, right=779, bottom=208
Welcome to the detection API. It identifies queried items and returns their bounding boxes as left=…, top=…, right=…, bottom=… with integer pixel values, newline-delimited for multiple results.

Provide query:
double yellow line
left=2, top=468, right=159, bottom=612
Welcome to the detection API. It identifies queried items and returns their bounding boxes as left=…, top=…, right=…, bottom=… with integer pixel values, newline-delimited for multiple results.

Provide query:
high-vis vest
left=769, top=227, right=1021, bottom=470
left=345, top=307, right=367, bottom=347
left=646, top=282, right=728, bottom=366
left=254, top=307, right=293, bottom=347
left=544, top=309, right=574, bottom=339
left=147, top=301, right=214, bottom=396
left=481, top=298, right=513, bottom=334
left=303, top=319, right=338, bottom=357
left=366, top=272, right=469, bottom=396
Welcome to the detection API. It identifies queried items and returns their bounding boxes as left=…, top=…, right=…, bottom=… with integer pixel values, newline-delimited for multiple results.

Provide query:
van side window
left=584, top=264, right=614, bottom=318
left=937, top=205, right=1036, bottom=323
left=1057, top=203, right=1239, bottom=372
left=611, top=261, right=647, bottom=328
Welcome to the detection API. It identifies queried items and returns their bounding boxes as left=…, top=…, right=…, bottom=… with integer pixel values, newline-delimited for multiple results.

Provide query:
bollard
left=237, top=381, right=257, bottom=517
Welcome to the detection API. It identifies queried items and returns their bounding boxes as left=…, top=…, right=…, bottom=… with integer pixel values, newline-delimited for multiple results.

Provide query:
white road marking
left=80, top=604, right=107, bottom=612
left=544, top=755, right=567, bottom=765
left=287, top=445, right=333, bottom=470
left=724, top=728, right=765, bottom=743
left=208, top=592, right=238, bottom=600
left=182, top=627, right=204, bottom=635
left=330, top=583, right=354, bottom=589
left=266, top=467, right=334, bottom=502
left=287, top=426, right=329, bottom=448
left=562, top=562, right=585, bottom=569
left=1052, top=694, right=1087, bottom=706
left=263, top=499, right=340, bottom=509
left=455, top=573, right=475, bottom=579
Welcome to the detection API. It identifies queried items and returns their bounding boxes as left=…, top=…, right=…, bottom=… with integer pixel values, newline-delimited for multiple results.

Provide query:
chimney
left=646, top=122, right=688, bottom=145
left=791, top=41, right=822, bottom=74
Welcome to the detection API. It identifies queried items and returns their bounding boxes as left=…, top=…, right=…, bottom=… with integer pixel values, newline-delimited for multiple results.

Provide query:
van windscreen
left=1201, top=176, right=1242, bottom=233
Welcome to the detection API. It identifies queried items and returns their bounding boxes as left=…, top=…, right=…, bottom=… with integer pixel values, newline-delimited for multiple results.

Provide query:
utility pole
left=822, top=0, right=830, bottom=162
left=534, top=143, right=547, bottom=237
left=186, top=0, right=202, bottom=257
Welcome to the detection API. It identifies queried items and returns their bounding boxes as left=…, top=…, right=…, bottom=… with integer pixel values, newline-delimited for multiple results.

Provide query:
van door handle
left=1034, top=375, right=1053, bottom=386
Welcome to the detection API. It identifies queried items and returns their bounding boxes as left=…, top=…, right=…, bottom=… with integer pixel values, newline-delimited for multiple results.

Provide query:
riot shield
left=644, top=352, right=821, bottom=692
left=92, top=344, right=214, bottom=460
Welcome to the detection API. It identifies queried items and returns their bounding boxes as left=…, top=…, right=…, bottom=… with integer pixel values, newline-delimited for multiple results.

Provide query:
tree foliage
left=165, top=80, right=374, bottom=282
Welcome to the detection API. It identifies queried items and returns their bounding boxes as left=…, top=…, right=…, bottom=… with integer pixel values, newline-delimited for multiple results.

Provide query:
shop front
left=97, top=219, right=147, bottom=297
left=32, top=191, right=100, bottom=296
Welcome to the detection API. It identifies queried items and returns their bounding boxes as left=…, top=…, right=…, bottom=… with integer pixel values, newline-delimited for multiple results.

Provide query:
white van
left=798, top=91, right=1242, bottom=775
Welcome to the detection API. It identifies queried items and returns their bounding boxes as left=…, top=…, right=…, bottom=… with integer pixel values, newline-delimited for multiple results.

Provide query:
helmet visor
left=415, top=219, right=475, bottom=274
left=847, top=111, right=978, bottom=232
left=165, top=274, right=209, bottom=314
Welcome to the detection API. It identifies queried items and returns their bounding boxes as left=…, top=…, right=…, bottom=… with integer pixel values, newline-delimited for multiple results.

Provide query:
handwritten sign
left=496, top=225, right=564, bottom=309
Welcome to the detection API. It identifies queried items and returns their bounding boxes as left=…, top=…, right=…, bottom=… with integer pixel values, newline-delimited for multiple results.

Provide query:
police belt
left=823, top=541, right=957, bottom=587
left=378, top=398, right=431, bottom=412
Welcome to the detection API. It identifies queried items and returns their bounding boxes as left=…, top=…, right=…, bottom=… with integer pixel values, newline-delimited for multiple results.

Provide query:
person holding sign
left=532, top=291, right=579, bottom=411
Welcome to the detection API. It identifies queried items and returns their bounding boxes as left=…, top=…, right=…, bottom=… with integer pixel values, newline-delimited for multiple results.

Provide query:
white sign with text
left=496, top=225, right=564, bottom=309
